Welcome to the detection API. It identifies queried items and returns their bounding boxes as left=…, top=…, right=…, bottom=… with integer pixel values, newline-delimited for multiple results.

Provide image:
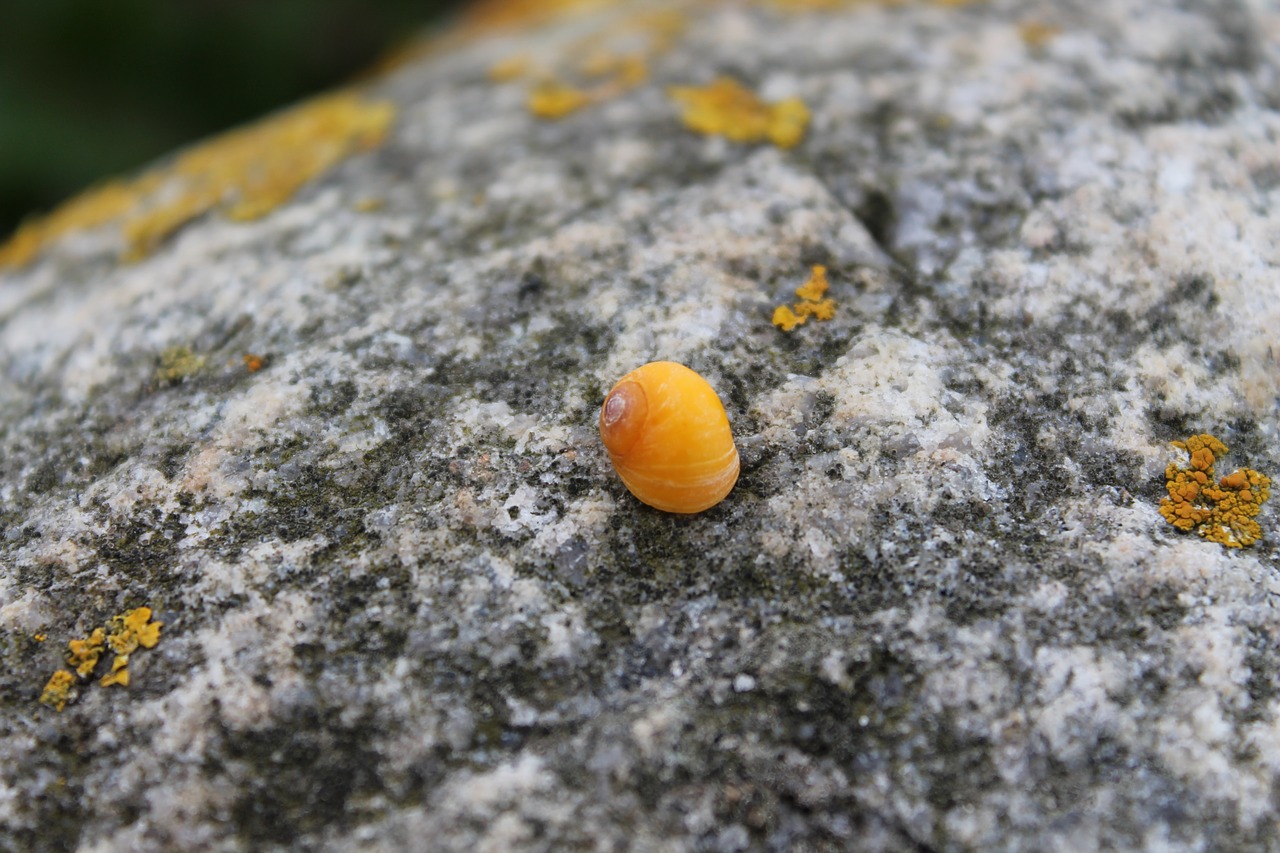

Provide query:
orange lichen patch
left=65, top=628, right=107, bottom=678
left=669, top=77, right=811, bottom=149
left=0, top=91, right=395, bottom=270
left=797, top=297, right=836, bottom=321
left=773, top=265, right=836, bottom=330
left=771, top=305, right=805, bottom=332
left=40, top=671, right=76, bottom=713
left=1221, top=470, right=1249, bottom=490
left=1018, top=21, right=1061, bottom=48
left=794, top=265, right=829, bottom=302
left=1159, top=434, right=1271, bottom=548
left=243, top=353, right=265, bottom=373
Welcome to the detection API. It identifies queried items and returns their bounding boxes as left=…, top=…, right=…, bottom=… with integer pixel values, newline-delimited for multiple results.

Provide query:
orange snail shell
left=599, top=361, right=740, bottom=513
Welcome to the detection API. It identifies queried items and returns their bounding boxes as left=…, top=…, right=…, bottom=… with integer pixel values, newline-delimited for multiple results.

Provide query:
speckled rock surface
left=3, top=0, right=1280, bottom=850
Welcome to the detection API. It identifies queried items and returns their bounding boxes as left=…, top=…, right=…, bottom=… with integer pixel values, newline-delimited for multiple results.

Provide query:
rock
left=2, top=0, right=1279, bottom=849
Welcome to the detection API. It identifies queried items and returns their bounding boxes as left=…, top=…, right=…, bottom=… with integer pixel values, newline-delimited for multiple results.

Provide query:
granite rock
left=2, top=0, right=1280, bottom=850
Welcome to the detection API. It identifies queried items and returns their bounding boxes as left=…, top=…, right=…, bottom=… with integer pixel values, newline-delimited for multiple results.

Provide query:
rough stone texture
left=3, top=0, right=1280, bottom=850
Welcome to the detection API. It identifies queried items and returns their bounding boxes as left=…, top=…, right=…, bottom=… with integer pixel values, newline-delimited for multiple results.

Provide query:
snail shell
left=599, top=361, right=740, bottom=513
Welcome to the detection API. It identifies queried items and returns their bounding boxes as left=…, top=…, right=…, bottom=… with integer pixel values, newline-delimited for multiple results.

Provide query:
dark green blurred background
left=0, top=0, right=465, bottom=239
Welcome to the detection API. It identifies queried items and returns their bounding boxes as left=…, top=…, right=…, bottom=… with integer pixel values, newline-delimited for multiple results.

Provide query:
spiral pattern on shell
left=599, top=361, right=740, bottom=514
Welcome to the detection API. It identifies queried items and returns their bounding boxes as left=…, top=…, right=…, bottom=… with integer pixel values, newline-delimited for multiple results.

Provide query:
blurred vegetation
left=0, top=0, right=464, bottom=239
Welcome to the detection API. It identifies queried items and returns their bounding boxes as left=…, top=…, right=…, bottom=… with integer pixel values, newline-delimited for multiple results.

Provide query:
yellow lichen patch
left=511, top=9, right=682, bottom=121
left=33, top=633, right=45, bottom=643
left=65, top=628, right=106, bottom=678
left=40, top=671, right=76, bottom=713
left=579, top=50, right=649, bottom=86
left=1018, top=21, right=1061, bottom=48
left=529, top=80, right=594, bottom=119
left=767, top=98, right=812, bottom=149
left=764, top=0, right=878, bottom=11
left=463, top=0, right=613, bottom=34
left=100, top=656, right=131, bottom=688
left=796, top=297, right=836, bottom=321
left=489, top=54, right=532, bottom=82
left=97, top=606, right=162, bottom=689
left=361, top=0, right=601, bottom=85
left=106, top=607, right=163, bottom=656
left=39, top=607, right=163, bottom=710
left=196, top=93, right=394, bottom=223
left=616, top=55, right=650, bottom=88
left=525, top=54, right=652, bottom=120
left=764, top=0, right=979, bottom=11
left=603, top=8, right=686, bottom=57
left=669, top=77, right=811, bottom=149
left=0, top=91, right=395, bottom=270
left=773, top=265, right=836, bottom=331
left=377, top=0, right=611, bottom=81
left=479, top=6, right=683, bottom=122
left=155, top=345, right=206, bottom=385
left=1159, top=434, right=1272, bottom=548
left=0, top=178, right=146, bottom=269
